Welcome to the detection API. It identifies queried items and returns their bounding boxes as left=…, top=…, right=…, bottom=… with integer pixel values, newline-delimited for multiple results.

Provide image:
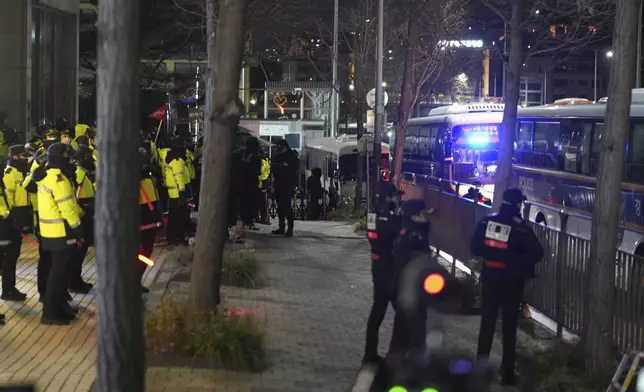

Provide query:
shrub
left=354, top=217, right=367, bottom=233
left=520, top=343, right=611, bottom=392
left=327, top=202, right=366, bottom=223
left=222, top=248, right=261, bottom=288
left=185, top=310, right=265, bottom=371
left=145, top=296, right=266, bottom=372
left=145, top=295, right=186, bottom=355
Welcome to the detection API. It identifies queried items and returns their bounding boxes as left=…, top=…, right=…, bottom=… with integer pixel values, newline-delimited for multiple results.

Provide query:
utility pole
left=594, top=50, right=598, bottom=101
left=637, top=1, right=642, bottom=88
left=331, top=0, right=339, bottom=137
left=502, top=21, right=508, bottom=98
left=373, top=0, right=384, bottom=188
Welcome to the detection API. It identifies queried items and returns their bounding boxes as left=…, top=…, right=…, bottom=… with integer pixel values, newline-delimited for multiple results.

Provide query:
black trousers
left=138, top=228, right=156, bottom=283
left=276, top=192, right=294, bottom=230
left=1, top=229, right=22, bottom=293
left=307, top=196, right=322, bottom=220
left=37, top=246, right=52, bottom=297
left=365, top=283, right=395, bottom=358
left=43, top=247, right=75, bottom=318
left=239, top=183, right=256, bottom=226
left=256, top=189, right=268, bottom=223
left=477, top=268, right=525, bottom=378
left=69, top=241, right=89, bottom=288
left=167, top=199, right=185, bottom=244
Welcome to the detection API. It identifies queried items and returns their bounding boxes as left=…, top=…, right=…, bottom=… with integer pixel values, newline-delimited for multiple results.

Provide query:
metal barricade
left=401, top=173, right=644, bottom=351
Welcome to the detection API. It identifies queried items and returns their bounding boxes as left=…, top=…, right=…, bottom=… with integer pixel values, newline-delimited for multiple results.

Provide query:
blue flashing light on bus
left=467, top=134, right=491, bottom=146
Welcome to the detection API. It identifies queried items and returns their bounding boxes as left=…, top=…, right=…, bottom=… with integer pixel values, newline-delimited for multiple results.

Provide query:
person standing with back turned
left=271, top=139, right=298, bottom=237
left=470, top=188, right=544, bottom=386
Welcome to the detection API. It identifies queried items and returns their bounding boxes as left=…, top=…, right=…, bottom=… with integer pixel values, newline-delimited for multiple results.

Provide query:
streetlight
left=594, top=50, right=613, bottom=102
left=382, top=81, right=387, bottom=87
left=457, top=73, right=468, bottom=83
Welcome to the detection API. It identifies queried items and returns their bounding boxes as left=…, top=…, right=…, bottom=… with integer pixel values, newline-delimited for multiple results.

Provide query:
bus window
left=418, top=126, right=431, bottom=157
left=590, top=123, right=604, bottom=175
left=534, top=122, right=560, bottom=154
left=559, top=121, right=579, bottom=172
left=627, top=123, right=644, bottom=184
left=580, top=122, right=592, bottom=175
left=516, top=122, right=533, bottom=151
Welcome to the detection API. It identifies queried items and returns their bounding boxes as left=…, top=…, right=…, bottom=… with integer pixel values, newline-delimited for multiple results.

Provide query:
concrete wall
left=0, top=0, right=29, bottom=135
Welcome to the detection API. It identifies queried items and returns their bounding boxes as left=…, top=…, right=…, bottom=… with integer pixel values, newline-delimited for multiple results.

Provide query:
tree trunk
left=392, top=5, right=419, bottom=188
left=190, top=0, right=248, bottom=311
left=583, top=0, right=641, bottom=373
left=491, top=0, right=523, bottom=211
left=355, top=84, right=364, bottom=212
left=95, top=0, right=144, bottom=391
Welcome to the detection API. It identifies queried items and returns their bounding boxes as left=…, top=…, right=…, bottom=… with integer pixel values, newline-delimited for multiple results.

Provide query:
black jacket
left=470, top=204, right=544, bottom=279
left=271, top=149, right=299, bottom=192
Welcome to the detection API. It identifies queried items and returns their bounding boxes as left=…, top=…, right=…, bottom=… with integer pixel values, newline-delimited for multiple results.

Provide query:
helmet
left=76, top=135, right=90, bottom=147
left=8, top=145, right=27, bottom=158
left=47, top=142, right=72, bottom=160
left=74, top=145, right=93, bottom=160
left=502, top=188, right=527, bottom=205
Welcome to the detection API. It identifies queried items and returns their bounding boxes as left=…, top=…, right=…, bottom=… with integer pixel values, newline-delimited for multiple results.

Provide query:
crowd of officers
left=365, top=176, right=544, bottom=387
left=0, top=118, right=199, bottom=326
left=228, top=138, right=300, bottom=238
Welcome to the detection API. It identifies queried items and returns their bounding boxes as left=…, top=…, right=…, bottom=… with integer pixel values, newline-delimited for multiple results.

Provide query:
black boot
left=284, top=228, right=293, bottom=237
left=272, top=228, right=285, bottom=235
left=69, top=281, right=93, bottom=294
left=2, top=289, right=27, bottom=302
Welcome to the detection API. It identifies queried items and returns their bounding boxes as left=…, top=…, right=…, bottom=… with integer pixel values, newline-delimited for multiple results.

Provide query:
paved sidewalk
left=0, top=238, right=171, bottom=392
left=147, top=222, right=550, bottom=391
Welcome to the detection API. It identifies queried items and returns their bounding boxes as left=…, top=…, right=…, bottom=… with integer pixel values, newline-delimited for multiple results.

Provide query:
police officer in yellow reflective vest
left=257, top=154, right=270, bottom=224
left=0, top=172, right=13, bottom=324
left=24, top=138, right=56, bottom=302
left=2, top=145, right=33, bottom=302
left=36, top=143, right=84, bottom=325
left=139, top=146, right=162, bottom=292
left=68, top=146, right=95, bottom=294
left=163, top=139, right=188, bottom=245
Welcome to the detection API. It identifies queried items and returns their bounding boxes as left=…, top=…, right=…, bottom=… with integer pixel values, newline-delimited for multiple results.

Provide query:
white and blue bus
left=513, top=91, right=644, bottom=256
left=397, top=103, right=505, bottom=200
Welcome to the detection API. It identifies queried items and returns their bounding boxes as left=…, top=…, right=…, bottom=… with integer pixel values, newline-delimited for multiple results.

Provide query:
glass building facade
left=0, top=0, right=78, bottom=140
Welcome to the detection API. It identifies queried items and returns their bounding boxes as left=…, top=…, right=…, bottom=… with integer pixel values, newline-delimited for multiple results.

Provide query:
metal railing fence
left=401, top=172, right=644, bottom=351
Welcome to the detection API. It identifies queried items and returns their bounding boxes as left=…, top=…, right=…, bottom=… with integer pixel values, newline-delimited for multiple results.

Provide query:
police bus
left=396, top=103, right=505, bottom=200
left=513, top=90, right=644, bottom=256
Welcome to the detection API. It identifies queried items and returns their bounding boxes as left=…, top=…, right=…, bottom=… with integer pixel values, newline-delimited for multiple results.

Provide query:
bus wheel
left=536, top=213, right=547, bottom=226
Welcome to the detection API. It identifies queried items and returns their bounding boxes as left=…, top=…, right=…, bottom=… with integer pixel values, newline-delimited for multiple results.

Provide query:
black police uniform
left=363, top=180, right=403, bottom=361
left=470, top=188, right=544, bottom=384
left=271, top=140, right=299, bottom=237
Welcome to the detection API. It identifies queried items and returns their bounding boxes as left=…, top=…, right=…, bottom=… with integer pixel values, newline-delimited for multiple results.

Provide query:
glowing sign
left=454, top=124, right=499, bottom=146
left=439, top=40, right=484, bottom=48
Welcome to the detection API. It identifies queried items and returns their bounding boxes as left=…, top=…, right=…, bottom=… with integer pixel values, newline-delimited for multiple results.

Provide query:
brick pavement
left=0, top=238, right=171, bottom=392
left=147, top=223, right=550, bottom=392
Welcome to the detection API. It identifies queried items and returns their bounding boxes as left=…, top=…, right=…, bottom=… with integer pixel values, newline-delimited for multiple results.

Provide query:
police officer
left=139, top=146, right=163, bottom=293
left=2, top=145, right=33, bottom=302
left=240, top=138, right=262, bottom=229
left=470, top=188, right=544, bottom=385
left=257, top=151, right=270, bottom=224
left=0, top=170, right=13, bottom=324
left=271, top=139, right=298, bottom=237
left=163, top=138, right=188, bottom=245
left=36, top=143, right=84, bottom=325
left=68, top=146, right=95, bottom=294
left=363, top=176, right=403, bottom=363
